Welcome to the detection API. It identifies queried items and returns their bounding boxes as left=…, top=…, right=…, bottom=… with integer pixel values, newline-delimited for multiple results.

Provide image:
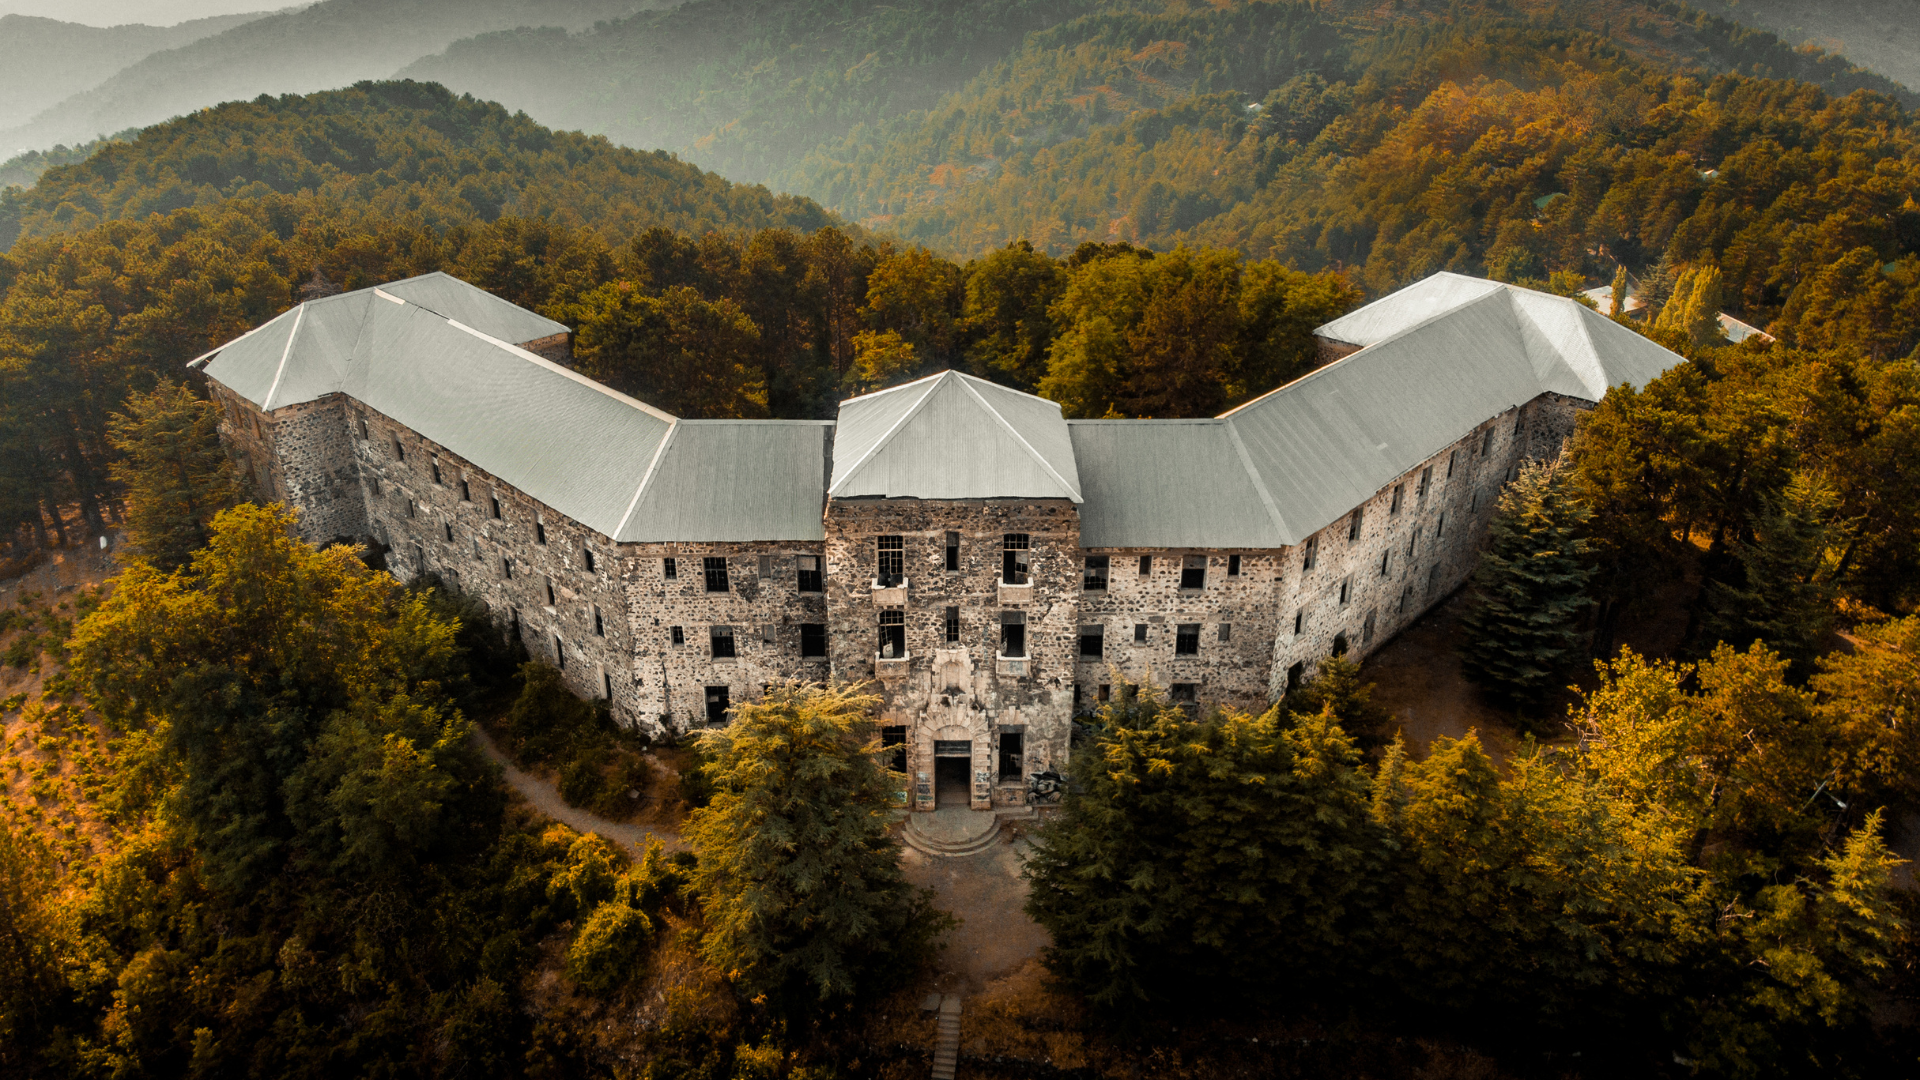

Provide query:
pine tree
left=1458, top=451, right=1596, bottom=711
left=684, top=682, right=948, bottom=1016
left=1654, top=265, right=1727, bottom=346
left=1282, top=652, right=1391, bottom=746
left=1607, top=264, right=1630, bottom=318
left=1640, top=251, right=1679, bottom=320
left=105, top=381, right=244, bottom=571
left=1699, top=471, right=1837, bottom=679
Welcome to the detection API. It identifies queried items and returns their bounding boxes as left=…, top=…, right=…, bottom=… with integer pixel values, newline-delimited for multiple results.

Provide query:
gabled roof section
left=1314, top=272, right=1506, bottom=347
left=829, top=371, right=1082, bottom=501
left=379, top=272, right=569, bottom=345
left=616, top=421, right=831, bottom=543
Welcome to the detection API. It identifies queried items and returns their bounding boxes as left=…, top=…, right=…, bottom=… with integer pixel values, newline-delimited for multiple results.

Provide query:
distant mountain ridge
left=0, top=10, right=272, bottom=133
left=0, top=0, right=653, bottom=152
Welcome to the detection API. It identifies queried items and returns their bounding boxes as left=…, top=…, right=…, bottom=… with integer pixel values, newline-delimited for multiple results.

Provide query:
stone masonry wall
left=213, top=389, right=366, bottom=543
left=1075, top=551, right=1285, bottom=715
left=824, top=499, right=1079, bottom=811
left=618, top=544, right=831, bottom=736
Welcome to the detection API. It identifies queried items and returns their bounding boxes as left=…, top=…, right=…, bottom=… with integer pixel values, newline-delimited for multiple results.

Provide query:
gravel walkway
left=472, top=725, right=686, bottom=855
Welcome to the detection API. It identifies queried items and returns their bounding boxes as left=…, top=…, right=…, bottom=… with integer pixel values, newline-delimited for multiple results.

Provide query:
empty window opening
left=1436, top=512, right=1447, bottom=538
left=800, top=623, right=827, bottom=658
left=1418, top=466, right=1433, bottom=498
left=1000, top=611, right=1027, bottom=657
left=502, top=557, right=513, bottom=580
left=1134, top=623, right=1149, bottom=643
left=1302, top=536, right=1319, bottom=571
left=662, top=556, right=676, bottom=579
left=603, top=672, right=613, bottom=700
left=1170, top=683, right=1197, bottom=704
left=945, top=531, right=960, bottom=572
left=412, top=542, right=424, bottom=570
left=1083, top=555, right=1109, bottom=591
left=705, top=686, right=730, bottom=726
left=999, top=731, right=1024, bottom=781
left=878, top=610, right=906, bottom=659
left=760, top=624, right=776, bottom=644
left=545, top=578, right=556, bottom=606
left=1080, top=625, right=1104, bottom=659
left=443, top=521, right=453, bottom=542
left=1003, top=534, right=1031, bottom=585
left=1180, top=555, right=1207, bottom=590
left=1447, top=450, right=1457, bottom=478
left=1138, top=555, right=1152, bottom=576
left=796, top=555, right=822, bottom=592
left=1287, top=662, right=1306, bottom=693
left=535, top=520, right=547, bottom=545
left=461, top=478, right=471, bottom=501
left=758, top=554, right=772, bottom=579
left=491, top=496, right=502, bottom=520
left=1380, top=549, right=1392, bottom=577
left=1348, top=508, right=1364, bottom=542
left=585, top=548, right=597, bottom=574
left=394, top=440, right=405, bottom=462
left=1228, top=554, right=1242, bottom=576
left=944, top=606, right=960, bottom=643
left=1390, top=484, right=1404, bottom=514
left=1408, top=526, right=1420, bottom=557
left=1332, top=633, right=1349, bottom=657
left=1293, top=609, right=1304, bottom=635
left=472, top=537, right=481, bottom=561
left=704, top=556, right=728, bottom=592
left=554, top=635, right=566, bottom=668
left=711, top=626, right=737, bottom=659
left=882, top=725, right=908, bottom=772
left=1363, top=609, right=1377, bottom=645
left=1427, top=564, right=1441, bottom=594
left=431, top=462, right=442, bottom=484
left=370, top=477, right=381, bottom=496
left=1218, top=623, right=1232, bottom=643
left=358, top=417, right=369, bottom=440
left=670, top=625, right=685, bottom=646
left=1339, top=577, right=1352, bottom=606
left=876, top=535, right=904, bottom=586
left=406, top=498, right=417, bottom=519
left=1482, top=428, right=1495, bottom=456
left=592, top=604, right=604, bottom=637
left=1175, top=623, right=1200, bottom=655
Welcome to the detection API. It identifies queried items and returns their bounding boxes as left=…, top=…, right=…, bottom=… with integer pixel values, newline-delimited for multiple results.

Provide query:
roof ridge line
left=261, top=301, right=307, bottom=410
left=441, top=317, right=677, bottom=425
left=615, top=419, right=679, bottom=541
left=955, top=376, right=1082, bottom=502
left=827, top=375, right=944, bottom=496
left=1565, top=299, right=1614, bottom=398
left=1223, top=417, right=1292, bottom=544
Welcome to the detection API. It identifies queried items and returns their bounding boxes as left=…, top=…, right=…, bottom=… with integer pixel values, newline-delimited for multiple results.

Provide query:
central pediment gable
left=829, top=371, right=1082, bottom=502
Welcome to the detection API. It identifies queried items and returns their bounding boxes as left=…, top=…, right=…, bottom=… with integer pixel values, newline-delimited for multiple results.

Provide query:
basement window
left=704, top=556, right=727, bottom=592
left=944, top=606, right=960, bottom=643
left=1180, top=555, right=1207, bottom=590
left=1080, top=625, right=1104, bottom=659
left=796, top=555, right=822, bottom=593
left=1083, top=555, right=1108, bottom=591
left=800, top=623, right=827, bottom=658
left=878, top=610, right=906, bottom=659
left=945, top=531, right=961, bottom=571
left=1175, top=624, right=1200, bottom=655
left=1003, top=534, right=1030, bottom=585
left=711, top=626, right=736, bottom=659
left=876, top=535, right=904, bottom=586
left=1000, top=611, right=1027, bottom=657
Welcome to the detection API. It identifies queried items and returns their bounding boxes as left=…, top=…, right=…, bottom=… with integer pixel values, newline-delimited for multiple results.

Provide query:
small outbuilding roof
left=829, top=370, right=1083, bottom=502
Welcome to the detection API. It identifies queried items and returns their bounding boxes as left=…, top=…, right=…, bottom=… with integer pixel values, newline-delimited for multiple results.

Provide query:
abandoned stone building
left=191, top=269, right=1683, bottom=811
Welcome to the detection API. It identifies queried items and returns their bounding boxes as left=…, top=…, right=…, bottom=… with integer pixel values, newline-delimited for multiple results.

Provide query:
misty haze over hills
left=0, top=0, right=284, bottom=25
left=0, top=10, right=271, bottom=131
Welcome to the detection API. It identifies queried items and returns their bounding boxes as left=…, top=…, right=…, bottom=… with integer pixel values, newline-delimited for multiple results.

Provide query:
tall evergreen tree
left=684, top=683, right=947, bottom=1016
left=105, top=381, right=244, bottom=570
left=1458, top=451, right=1596, bottom=712
left=1608, top=263, right=1631, bottom=318
left=1699, top=471, right=1838, bottom=679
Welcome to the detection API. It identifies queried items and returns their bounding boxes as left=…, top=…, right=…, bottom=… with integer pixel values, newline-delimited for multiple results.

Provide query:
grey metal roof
left=1068, top=420, right=1285, bottom=549
left=380, top=272, right=570, bottom=345
left=616, top=421, right=831, bottom=542
left=1315, top=272, right=1506, bottom=347
left=829, top=370, right=1082, bottom=501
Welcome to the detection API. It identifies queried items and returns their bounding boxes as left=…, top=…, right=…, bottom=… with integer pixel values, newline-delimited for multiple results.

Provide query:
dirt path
left=902, top=831, right=1051, bottom=995
left=1364, top=590, right=1530, bottom=762
left=471, top=725, right=685, bottom=855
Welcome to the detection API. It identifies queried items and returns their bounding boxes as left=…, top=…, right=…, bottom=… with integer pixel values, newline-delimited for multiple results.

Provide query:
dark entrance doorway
left=932, top=739, right=971, bottom=808
left=704, top=686, right=730, bottom=725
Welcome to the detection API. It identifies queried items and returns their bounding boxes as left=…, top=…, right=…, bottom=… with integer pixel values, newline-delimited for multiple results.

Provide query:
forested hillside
left=0, top=0, right=653, bottom=153
left=0, top=10, right=269, bottom=131
left=1691, top=0, right=1918, bottom=92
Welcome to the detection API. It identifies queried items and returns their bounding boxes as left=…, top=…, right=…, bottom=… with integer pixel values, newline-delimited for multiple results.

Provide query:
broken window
left=662, top=556, right=675, bottom=579
left=491, top=496, right=502, bottom=520
left=1339, top=577, right=1352, bottom=606
left=358, top=416, right=369, bottom=440
left=878, top=610, right=906, bottom=658
left=443, top=521, right=453, bottom=542
left=876, top=535, right=904, bottom=586
left=1286, top=663, right=1305, bottom=692
left=461, top=478, right=471, bottom=501
left=1447, top=450, right=1457, bottom=478
left=999, top=730, right=1024, bottom=781
left=758, top=554, right=772, bottom=579
left=1348, top=508, right=1364, bottom=542
left=1436, top=512, right=1447, bottom=538
left=1003, top=534, right=1030, bottom=585
left=1218, top=623, right=1232, bottom=643
left=705, top=686, right=729, bottom=726
left=603, top=672, right=613, bottom=699
left=800, top=623, right=827, bottom=658
left=390, top=437, right=402, bottom=461
left=1000, top=610, right=1027, bottom=657
left=1134, top=623, right=1148, bottom=643
left=545, top=578, right=556, bottom=606
left=1363, top=609, right=1377, bottom=644
left=796, top=555, right=822, bottom=593
left=944, top=605, right=960, bottom=643
left=1175, top=623, right=1200, bottom=655
left=1180, top=555, right=1207, bottom=590
left=1390, top=484, right=1404, bottom=514
left=882, top=725, right=908, bottom=772
left=1482, top=427, right=1495, bottom=456
left=704, top=556, right=728, bottom=592
left=1138, top=554, right=1152, bottom=576
left=1418, top=466, right=1433, bottom=498
left=1332, top=633, right=1349, bottom=657
left=432, top=462, right=442, bottom=484
left=406, top=498, right=417, bottom=519
left=1083, top=555, right=1109, bottom=591
left=585, top=548, right=597, bottom=574
left=1293, top=609, right=1304, bottom=635
left=1302, top=536, right=1318, bottom=571
left=1098, top=684, right=1111, bottom=703
left=1228, top=554, right=1241, bottom=576
left=670, top=625, right=685, bottom=646
left=1079, top=625, right=1104, bottom=659
left=1380, top=549, right=1392, bottom=577
left=554, top=635, right=566, bottom=668
left=711, top=626, right=737, bottom=659
left=1170, top=683, right=1197, bottom=704
left=592, top=604, right=604, bottom=637
left=502, top=556, right=513, bottom=580
left=945, top=531, right=960, bottom=571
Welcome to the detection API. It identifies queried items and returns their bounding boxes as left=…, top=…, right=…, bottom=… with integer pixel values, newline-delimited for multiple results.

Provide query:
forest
left=3, top=1, right=1920, bottom=1076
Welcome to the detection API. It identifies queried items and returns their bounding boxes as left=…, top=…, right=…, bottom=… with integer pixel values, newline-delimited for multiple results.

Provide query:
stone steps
left=932, top=994, right=961, bottom=1080
left=903, top=812, right=1001, bottom=858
